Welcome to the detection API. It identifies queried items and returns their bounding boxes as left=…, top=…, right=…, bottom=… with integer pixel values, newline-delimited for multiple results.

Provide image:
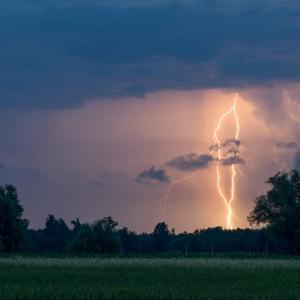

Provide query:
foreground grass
left=1, top=257, right=300, bottom=299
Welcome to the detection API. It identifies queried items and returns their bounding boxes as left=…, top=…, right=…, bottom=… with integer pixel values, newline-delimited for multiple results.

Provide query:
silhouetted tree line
left=1, top=169, right=300, bottom=255
left=23, top=219, right=285, bottom=255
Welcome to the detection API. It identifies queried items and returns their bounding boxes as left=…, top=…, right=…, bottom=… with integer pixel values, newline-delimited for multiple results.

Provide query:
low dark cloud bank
left=137, top=149, right=245, bottom=183
left=135, top=166, right=170, bottom=184
left=222, top=139, right=242, bottom=148
left=1, top=0, right=300, bottom=109
left=166, top=153, right=215, bottom=171
left=210, top=139, right=243, bottom=157
left=222, top=156, right=245, bottom=166
left=276, top=142, right=298, bottom=150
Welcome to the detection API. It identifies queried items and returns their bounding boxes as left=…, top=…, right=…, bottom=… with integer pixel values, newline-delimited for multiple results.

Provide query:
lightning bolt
left=151, top=172, right=195, bottom=205
left=151, top=172, right=195, bottom=218
left=213, top=94, right=240, bottom=229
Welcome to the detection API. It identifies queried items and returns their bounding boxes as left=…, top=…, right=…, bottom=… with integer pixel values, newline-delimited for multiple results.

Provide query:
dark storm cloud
left=1, top=0, right=300, bottom=109
left=223, top=140, right=243, bottom=157
left=210, top=139, right=242, bottom=153
left=135, top=166, right=170, bottom=184
left=222, top=139, right=242, bottom=148
left=210, top=139, right=243, bottom=159
left=276, top=142, right=298, bottom=150
left=222, top=156, right=245, bottom=166
left=166, top=153, right=215, bottom=171
left=224, top=148, right=240, bottom=158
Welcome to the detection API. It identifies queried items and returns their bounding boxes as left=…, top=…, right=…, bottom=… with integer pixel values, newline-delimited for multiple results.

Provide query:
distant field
left=1, top=257, right=300, bottom=300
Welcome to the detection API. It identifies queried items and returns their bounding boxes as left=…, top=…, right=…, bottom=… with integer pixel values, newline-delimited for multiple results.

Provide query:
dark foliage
left=248, top=170, right=300, bottom=254
left=23, top=218, right=284, bottom=255
left=153, top=222, right=171, bottom=252
left=68, top=217, right=120, bottom=254
left=0, top=185, right=28, bottom=252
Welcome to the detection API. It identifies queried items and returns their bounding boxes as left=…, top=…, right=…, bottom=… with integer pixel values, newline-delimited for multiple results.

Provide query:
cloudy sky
left=1, top=0, right=300, bottom=232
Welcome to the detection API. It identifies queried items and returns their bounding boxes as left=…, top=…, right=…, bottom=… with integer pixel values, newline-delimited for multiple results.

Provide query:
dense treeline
left=24, top=217, right=284, bottom=255
left=1, top=169, right=300, bottom=255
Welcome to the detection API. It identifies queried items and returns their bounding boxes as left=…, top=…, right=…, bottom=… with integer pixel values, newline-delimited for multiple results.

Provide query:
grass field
left=1, top=257, right=300, bottom=299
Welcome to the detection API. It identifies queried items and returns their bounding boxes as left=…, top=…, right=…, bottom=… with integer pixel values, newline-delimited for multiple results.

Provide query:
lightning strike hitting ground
left=213, top=94, right=240, bottom=229
left=151, top=94, right=241, bottom=225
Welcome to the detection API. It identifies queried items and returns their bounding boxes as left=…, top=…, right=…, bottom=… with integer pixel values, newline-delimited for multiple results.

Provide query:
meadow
left=0, top=257, right=300, bottom=299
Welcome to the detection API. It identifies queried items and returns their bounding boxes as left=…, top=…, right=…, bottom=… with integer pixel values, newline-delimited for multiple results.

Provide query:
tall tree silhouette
left=0, top=185, right=28, bottom=253
left=41, top=214, right=72, bottom=252
left=153, top=222, right=171, bottom=252
left=248, top=170, right=300, bottom=254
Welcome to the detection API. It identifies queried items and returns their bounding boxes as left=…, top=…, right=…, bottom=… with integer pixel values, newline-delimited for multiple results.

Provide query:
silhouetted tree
left=69, top=217, right=120, bottom=254
left=0, top=185, right=28, bottom=253
left=138, top=232, right=154, bottom=254
left=248, top=170, right=300, bottom=254
left=70, top=218, right=82, bottom=235
left=24, top=229, right=43, bottom=252
left=92, top=217, right=120, bottom=253
left=68, top=223, right=93, bottom=254
left=153, top=222, right=171, bottom=252
left=118, top=227, right=140, bottom=253
left=41, top=215, right=72, bottom=252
